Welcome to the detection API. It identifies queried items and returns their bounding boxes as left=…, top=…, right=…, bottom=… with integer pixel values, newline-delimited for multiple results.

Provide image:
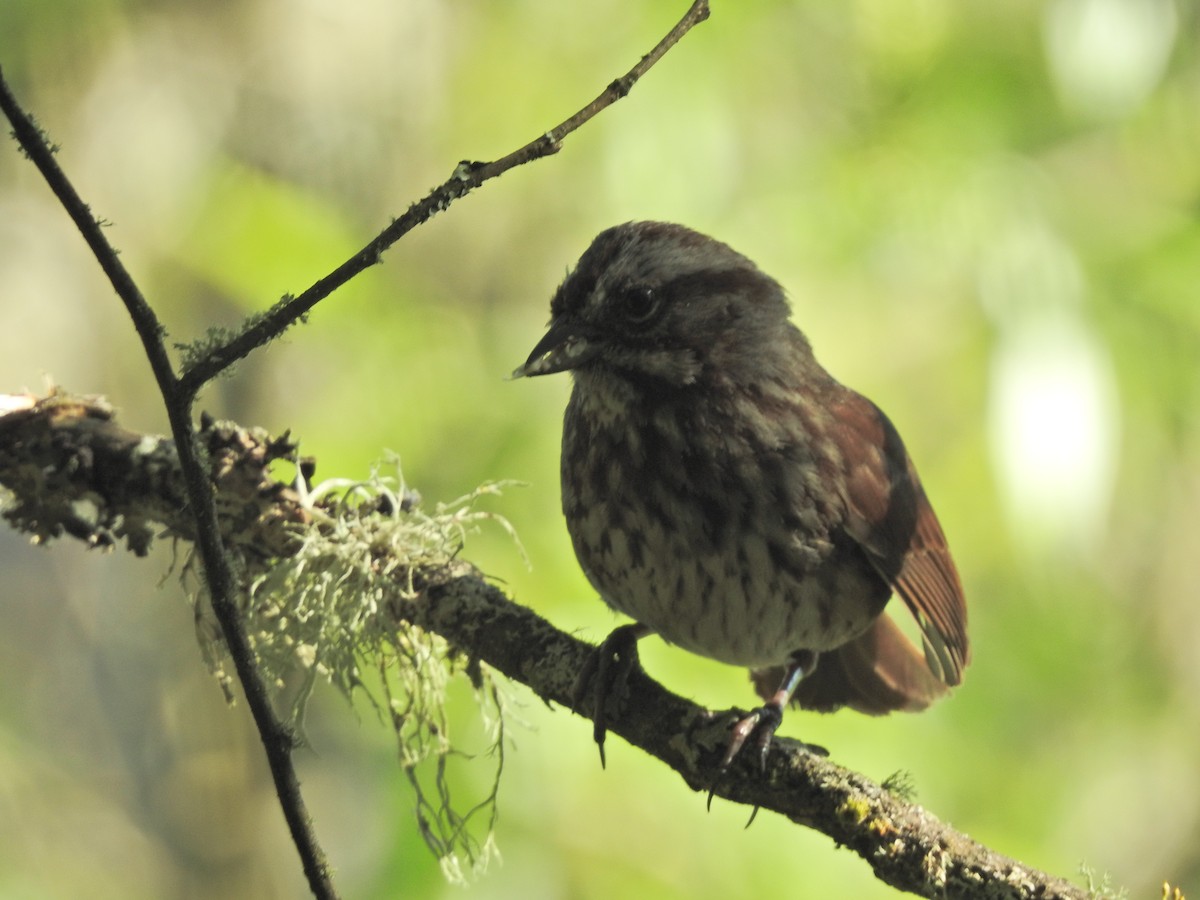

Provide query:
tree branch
left=0, top=392, right=1091, bottom=900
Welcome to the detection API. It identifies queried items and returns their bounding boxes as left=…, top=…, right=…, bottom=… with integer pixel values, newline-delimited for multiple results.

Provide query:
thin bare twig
left=176, top=0, right=711, bottom=396
left=0, top=68, right=340, bottom=900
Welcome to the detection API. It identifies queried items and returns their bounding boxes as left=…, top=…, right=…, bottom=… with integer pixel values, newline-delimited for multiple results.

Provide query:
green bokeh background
left=1, top=1, right=1198, bottom=897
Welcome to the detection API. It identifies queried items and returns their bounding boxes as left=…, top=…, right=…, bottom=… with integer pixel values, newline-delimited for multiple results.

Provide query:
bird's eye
left=616, top=285, right=660, bottom=325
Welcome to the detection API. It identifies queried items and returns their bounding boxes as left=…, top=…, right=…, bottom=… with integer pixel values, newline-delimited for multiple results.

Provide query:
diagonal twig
left=0, top=68, right=340, bottom=900
left=176, top=0, right=710, bottom=396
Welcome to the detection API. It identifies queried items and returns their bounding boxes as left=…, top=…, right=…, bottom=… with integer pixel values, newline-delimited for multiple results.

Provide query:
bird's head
left=513, top=221, right=802, bottom=388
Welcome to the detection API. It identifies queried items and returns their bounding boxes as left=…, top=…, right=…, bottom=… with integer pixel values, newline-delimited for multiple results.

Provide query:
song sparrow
left=514, top=221, right=968, bottom=768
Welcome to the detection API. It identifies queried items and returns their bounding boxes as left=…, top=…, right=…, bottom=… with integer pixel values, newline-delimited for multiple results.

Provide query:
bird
left=513, top=221, right=968, bottom=769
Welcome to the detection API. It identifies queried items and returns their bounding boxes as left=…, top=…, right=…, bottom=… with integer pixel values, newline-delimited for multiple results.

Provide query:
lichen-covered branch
left=0, top=392, right=1091, bottom=900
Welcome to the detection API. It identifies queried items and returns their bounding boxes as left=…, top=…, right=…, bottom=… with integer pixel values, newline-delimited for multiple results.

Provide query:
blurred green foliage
left=1, top=1, right=1198, bottom=898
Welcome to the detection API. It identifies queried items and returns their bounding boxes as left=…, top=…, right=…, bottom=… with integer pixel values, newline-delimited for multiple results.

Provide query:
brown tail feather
left=751, top=615, right=948, bottom=716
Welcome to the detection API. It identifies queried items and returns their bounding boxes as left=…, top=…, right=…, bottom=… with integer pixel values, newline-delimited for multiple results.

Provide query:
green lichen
left=189, top=460, right=524, bottom=881
left=837, top=795, right=872, bottom=826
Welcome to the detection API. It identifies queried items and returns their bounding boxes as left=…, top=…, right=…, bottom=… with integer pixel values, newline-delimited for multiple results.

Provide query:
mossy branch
left=0, top=392, right=1098, bottom=900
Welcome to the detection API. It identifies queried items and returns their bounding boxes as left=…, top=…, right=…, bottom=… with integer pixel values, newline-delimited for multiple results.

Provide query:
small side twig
left=175, top=0, right=711, bottom=395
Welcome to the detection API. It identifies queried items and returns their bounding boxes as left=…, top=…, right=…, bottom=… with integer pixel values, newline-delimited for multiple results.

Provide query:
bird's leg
left=721, top=649, right=820, bottom=771
left=572, top=622, right=652, bottom=768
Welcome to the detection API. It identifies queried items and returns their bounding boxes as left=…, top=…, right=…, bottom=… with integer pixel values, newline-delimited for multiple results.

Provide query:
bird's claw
left=706, top=705, right=829, bottom=819
left=720, top=704, right=784, bottom=771
left=571, top=624, right=645, bottom=768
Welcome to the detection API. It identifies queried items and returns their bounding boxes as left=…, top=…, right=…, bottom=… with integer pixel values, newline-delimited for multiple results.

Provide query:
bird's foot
left=720, top=703, right=783, bottom=772
left=719, top=704, right=830, bottom=772
left=720, top=649, right=828, bottom=771
left=572, top=623, right=650, bottom=768
left=706, top=703, right=829, bottom=817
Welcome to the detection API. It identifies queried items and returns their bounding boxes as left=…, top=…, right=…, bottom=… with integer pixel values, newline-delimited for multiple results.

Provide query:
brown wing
left=831, top=389, right=969, bottom=687
left=754, top=389, right=968, bottom=715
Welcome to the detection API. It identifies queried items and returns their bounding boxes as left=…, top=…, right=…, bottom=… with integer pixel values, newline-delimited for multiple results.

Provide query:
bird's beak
left=511, top=317, right=597, bottom=378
